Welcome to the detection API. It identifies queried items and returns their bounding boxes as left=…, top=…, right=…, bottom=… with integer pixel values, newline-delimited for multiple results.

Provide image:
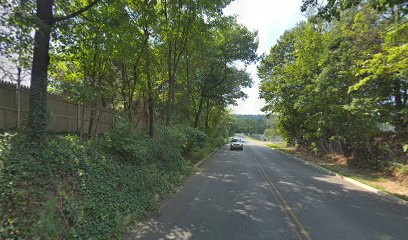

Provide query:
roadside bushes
left=0, top=121, right=195, bottom=239
left=155, top=124, right=208, bottom=155
left=103, top=118, right=156, bottom=163
left=154, top=124, right=231, bottom=164
left=104, top=118, right=208, bottom=163
left=188, top=129, right=228, bottom=163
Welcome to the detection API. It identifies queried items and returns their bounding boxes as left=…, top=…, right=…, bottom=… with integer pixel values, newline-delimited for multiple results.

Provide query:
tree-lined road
left=126, top=137, right=408, bottom=240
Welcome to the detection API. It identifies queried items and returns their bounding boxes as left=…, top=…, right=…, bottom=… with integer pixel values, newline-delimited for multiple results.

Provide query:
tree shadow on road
left=125, top=145, right=408, bottom=240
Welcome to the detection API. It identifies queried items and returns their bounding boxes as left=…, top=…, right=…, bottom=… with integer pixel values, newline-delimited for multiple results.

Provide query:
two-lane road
left=125, top=137, right=408, bottom=240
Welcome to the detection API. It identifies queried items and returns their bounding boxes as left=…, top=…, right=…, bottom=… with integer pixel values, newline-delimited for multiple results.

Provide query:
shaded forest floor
left=265, top=142, right=408, bottom=201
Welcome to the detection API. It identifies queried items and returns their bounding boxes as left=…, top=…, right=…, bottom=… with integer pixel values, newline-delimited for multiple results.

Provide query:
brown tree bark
left=205, top=99, right=210, bottom=130
left=88, top=101, right=99, bottom=137
left=28, top=0, right=100, bottom=141
left=28, top=0, right=53, bottom=140
left=194, top=95, right=204, bottom=128
left=147, top=74, right=155, bottom=137
left=393, top=77, right=407, bottom=137
left=166, top=39, right=174, bottom=125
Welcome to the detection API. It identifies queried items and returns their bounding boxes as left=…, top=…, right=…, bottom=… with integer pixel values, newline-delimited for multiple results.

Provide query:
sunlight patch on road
left=198, top=171, right=238, bottom=183
left=278, top=181, right=297, bottom=186
left=164, top=226, right=193, bottom=240
left=127, top=219, right=199, bottom=240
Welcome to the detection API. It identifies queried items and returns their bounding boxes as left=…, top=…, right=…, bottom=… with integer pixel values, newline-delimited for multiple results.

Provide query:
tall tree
left=158, top=0, right=232, bottom=124
left=260, top=2, right=407, bottom=160
left=27, top=0, right=100, bottom=141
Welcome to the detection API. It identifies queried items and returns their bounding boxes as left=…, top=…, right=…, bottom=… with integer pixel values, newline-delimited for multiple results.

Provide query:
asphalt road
left=125, top=136, right=408, bottom=240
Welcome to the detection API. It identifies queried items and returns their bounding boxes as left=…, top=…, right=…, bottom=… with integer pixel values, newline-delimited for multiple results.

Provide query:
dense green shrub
left=182, top=126, right=208, bottom=153
left=156, top=124, right=208, bottom=154
left=189, top=132, right=228, bottom=163
left=103, top=117, right=156, bottom=163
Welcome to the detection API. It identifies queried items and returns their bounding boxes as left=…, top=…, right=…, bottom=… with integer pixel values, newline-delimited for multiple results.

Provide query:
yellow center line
left=250, top=150, right=312, bottom=240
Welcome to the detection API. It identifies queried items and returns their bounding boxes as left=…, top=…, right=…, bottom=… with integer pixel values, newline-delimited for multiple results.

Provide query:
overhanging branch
left=53, top=0, right=101, bottom=22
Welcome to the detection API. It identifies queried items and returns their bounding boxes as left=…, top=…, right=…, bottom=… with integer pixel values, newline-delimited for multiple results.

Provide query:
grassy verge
left=266, top=142, right=408, bottom=201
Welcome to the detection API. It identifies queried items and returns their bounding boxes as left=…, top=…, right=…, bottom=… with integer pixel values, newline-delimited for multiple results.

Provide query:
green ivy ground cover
left=0, top=121, right=209, bottom=239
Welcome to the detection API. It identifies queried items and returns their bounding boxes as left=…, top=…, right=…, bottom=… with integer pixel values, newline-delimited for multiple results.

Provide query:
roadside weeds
left=194, top=147, right=220, bottom=167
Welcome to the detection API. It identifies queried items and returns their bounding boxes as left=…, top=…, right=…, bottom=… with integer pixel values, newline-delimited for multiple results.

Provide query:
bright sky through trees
left=224, top=0, right=305, bottom=114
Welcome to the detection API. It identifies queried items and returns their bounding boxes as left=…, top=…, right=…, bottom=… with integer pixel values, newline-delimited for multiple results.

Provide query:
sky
left=224, top=0, right=305, bottom=115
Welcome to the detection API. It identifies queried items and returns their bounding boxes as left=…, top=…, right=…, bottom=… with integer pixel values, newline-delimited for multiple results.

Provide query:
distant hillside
left=233, top=114, right=266, bottom=121
left=232, top=114, right=266, bottom=134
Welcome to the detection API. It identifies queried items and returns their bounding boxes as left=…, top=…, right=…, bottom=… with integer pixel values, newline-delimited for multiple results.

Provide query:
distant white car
left=230, top=138, right=243, bottom=150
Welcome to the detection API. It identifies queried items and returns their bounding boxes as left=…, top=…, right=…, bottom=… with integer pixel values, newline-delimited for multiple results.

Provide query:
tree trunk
left=194, top=96, right=204, bottom=128
left=88, top=74, right=103, bottom=137
left=142, top=90, right=148, bottom=128
left=166, top=40, right=173, bottom=125
left=88, top=101, right=99, bottom=137
left=16, top=67, right=21, bottom=128
left=205, top=99, right=210, bottom=130
left=393, top=77, right=406, bottom=136
left=28, top=0, right=53, bottom=140
left=147, top=75, right=154, bottom=137
left=27, top=0, right=100, bottom=140
left=129, top=64, right=139, bottom=121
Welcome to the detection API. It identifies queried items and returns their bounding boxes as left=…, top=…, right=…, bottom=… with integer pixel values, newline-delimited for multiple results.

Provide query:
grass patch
left=267, top=142, right=292, bottom=151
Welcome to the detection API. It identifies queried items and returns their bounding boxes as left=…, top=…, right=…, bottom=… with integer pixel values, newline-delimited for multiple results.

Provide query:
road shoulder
left=245, top=136, right=408, bottom=205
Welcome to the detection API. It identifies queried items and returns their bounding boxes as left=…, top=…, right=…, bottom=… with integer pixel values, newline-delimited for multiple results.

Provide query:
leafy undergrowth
left=0, top=120, right=207, bottom=239
left=187, top=135, right=227, bottom=164
left=266, top=142, right=408, bottom=201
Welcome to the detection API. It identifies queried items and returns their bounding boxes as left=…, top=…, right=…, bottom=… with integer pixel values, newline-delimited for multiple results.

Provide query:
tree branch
left=53, top=0, right=101, bottom=22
